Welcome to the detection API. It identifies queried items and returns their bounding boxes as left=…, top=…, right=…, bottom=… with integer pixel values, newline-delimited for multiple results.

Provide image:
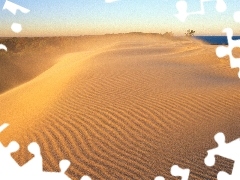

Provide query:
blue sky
left=1, top=0, right=240, bottom=36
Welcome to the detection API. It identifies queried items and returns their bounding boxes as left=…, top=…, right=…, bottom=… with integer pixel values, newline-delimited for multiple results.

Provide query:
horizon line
left=0, top=32, right=232, bottom=38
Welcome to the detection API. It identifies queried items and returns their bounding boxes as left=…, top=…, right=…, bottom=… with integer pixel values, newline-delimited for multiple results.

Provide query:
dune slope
left=0, top=35, right=240, bottom=179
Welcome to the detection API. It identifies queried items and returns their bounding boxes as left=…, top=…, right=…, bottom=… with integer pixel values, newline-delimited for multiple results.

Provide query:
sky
left=1, top=0, right=240, bottom=37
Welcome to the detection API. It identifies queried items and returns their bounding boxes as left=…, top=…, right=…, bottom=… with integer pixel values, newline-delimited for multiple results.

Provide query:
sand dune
left=0, top=34, right=240, bottom=179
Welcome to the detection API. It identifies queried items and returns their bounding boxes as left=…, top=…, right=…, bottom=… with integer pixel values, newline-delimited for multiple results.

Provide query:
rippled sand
left=0, top=34, right=240, bottom=179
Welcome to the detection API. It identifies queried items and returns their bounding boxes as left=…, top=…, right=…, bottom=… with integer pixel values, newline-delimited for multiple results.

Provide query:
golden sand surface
left=0, top=34, right=240, bottom=179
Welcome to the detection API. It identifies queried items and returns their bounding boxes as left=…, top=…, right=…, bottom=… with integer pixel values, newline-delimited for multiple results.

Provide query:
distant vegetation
left=185, top=29, right=195, bottom=36
left=162, top=31, right=174, bottom=37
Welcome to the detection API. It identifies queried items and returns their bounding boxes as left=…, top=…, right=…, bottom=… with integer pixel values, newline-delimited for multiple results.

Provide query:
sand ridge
left=0, top=35, right=240, bottom=179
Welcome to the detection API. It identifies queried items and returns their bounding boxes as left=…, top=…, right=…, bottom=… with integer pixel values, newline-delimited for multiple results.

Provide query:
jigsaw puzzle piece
left=0, top=141, right=20, bottom=177
left=215, top=0, right=227, bottom=12
left=171, top=165, right=190, bottom=180
left=176, top=0, right=226, bottom=22
left=0, top=123, right=9, bottom=132
left=80, top=175, right=92, bottom=180
left=216, top=45, right=228, bottom=58
left=205, top=133, right=240, bottom=165
left=17, top=159, right=71, bottom=180
left=21, top=142, right=43, bottom=174
left=3, top=0, right=30, bottom=15
left=0, top=44, right=7, bottom=51
left=40, top=172, right=71, bottom=180
left=41, top=160, right=71, bottom=180
left=154, top=176, right=165, bottom=180
left=205, top=132, right=240, bottom=180
left=175, top=0, right=188, bottom=22
left=234, top=11, right=240, bottom=23
left=217, top=171, right=234, bottom=180
left=216, top=28, right=240, bottom=78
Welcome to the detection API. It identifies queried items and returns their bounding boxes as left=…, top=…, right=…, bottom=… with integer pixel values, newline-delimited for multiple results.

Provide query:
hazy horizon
left=1, top=33, right=240, bottom=38
left=1, top=0, right=240, bottom=37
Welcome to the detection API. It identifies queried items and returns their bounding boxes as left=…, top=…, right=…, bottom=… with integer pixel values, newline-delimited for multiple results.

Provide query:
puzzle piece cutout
left=0, top=123, right=9, bottom=132
left=154, top=165, right=190, bottom=180
left=81, top=175, right=92, bottom=180
left=216, top=28, right=240, bottom=78
left=0, top=123, right=91, bottom=179
left=11, top=23, right=22, bottom=33
left=205, top=132, right=240, bottom=180
left=105, top=0, right=119, bottom=3
left=0, top=141, right=93, bottom=179
left=3, top=0, right=30, bottom=15
left=154, top=176, right=165, bottom=180
left=175, top=0, right=227, bottom=22
left=234, top=11, right=240, bottom=23
left=0, top=44, right=7, bottom=51
left=0, top=141, right=20, bottom=176
left=20, top=142, right=43, bottom=175
left=2, top=0, right=30, bottom=33
left=171, top=165, right=190, bottom=180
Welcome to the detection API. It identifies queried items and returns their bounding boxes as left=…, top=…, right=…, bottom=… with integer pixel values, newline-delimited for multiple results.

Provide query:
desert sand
left=0, top=34, right=240, bottom=179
